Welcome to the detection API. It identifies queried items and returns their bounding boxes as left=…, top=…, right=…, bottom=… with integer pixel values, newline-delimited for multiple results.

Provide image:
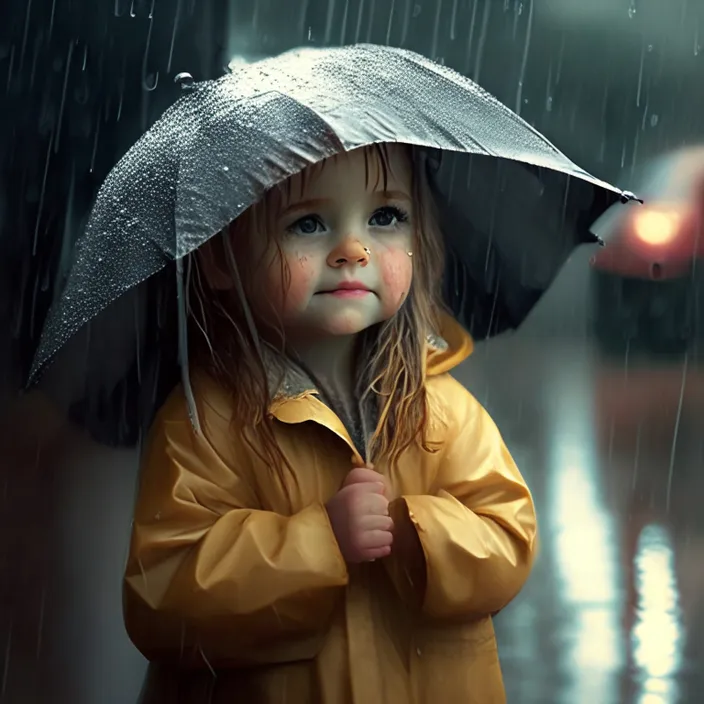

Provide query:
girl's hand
left=326, top=467, right=394, bottom=563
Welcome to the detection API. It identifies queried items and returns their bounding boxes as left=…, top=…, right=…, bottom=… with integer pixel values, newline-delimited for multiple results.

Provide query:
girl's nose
left=327, top=237, right=370, bottom=268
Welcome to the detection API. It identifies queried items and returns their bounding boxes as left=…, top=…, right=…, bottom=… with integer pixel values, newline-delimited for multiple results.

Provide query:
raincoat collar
left=266, top=313, right=473, bottom=464
left=193, top=313, right=473, bottom=463
left=266, top=311, right=473, bottom=404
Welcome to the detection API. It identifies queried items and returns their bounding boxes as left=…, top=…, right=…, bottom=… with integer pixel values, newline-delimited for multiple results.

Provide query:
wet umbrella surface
left=30, top=42, right=633, bottom=444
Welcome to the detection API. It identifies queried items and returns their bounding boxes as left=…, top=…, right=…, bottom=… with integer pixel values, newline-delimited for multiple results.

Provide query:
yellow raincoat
left=124, top=315, right=537, bottom=703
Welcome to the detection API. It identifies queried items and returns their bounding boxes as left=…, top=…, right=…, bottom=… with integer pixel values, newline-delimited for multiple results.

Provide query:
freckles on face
left=275, top=251, right=317, bottom=314
left=377, top=247, right=413, bottom=317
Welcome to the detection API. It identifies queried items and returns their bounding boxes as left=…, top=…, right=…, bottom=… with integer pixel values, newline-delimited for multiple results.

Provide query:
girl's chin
left=283, top=315, right=383, bottom=339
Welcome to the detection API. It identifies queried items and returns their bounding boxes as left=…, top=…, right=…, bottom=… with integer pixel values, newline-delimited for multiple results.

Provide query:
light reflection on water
left=633, top=524, right=683, bottom=704
left=545, top=357, right=624, bottom=704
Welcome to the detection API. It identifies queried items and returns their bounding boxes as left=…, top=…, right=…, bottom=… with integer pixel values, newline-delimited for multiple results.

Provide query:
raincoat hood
left=426, top=313, right=474, bottom=376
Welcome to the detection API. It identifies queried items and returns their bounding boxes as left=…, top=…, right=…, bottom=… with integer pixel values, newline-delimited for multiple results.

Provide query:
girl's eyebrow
left=280, top=198, right=332, bottom=218
left=380, top=189, right=411, bottom=202
left=280, top=190, right=411, bottom=218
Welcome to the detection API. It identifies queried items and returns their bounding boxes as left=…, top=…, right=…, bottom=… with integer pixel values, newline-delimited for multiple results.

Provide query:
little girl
left=124, top=142, right=537, bottom=703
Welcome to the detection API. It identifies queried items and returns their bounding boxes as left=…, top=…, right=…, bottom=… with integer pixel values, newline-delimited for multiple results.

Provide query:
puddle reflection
left=545, top=359, right=623, bottom=703
left=633, top=524, right=683, bottom=704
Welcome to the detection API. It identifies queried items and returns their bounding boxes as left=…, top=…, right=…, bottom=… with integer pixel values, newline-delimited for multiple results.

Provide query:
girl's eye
left=288, top=215, right=325, bottom=236
left=369, top=206, right=409, bottom=228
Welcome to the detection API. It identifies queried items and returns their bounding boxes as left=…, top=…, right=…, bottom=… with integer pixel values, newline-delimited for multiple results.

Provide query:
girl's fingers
left=345, top=466, right=384, bottom=487
left=356, top=491, right=390, bottom=515
left=360, top=529, right=394, bottom=549
left=359, top=514, right=394, bottom=532
left=363, top=545, right=392, bottom=561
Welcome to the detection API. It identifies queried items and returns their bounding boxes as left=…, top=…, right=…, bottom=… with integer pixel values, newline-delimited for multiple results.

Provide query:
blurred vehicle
left=590, top=146, right=704, bottom=355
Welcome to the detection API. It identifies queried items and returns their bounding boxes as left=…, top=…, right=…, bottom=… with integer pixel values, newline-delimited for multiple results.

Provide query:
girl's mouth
left=317, top=280, right=373, bottom=298
left=322, top=289, right=372, bottom=298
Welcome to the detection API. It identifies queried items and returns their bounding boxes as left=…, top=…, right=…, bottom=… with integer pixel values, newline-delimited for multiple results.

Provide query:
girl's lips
left=321, top=289, right=372, bottom=298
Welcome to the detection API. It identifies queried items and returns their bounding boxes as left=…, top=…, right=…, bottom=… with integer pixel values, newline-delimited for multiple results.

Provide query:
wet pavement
left=455, top=336, right=704, bottom=704
left=0, top=336, right=702, bottom=703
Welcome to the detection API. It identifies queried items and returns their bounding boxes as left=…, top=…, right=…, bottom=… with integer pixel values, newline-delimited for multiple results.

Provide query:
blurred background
left=0, top=1, right=702, bottom=702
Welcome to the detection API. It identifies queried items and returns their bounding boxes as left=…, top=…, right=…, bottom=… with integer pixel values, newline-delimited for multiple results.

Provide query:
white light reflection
left=545, top=356, right=624, bottom=703
left=633, top=524, right=683, bottom=704
left=228, top=54, right=252, bottom=71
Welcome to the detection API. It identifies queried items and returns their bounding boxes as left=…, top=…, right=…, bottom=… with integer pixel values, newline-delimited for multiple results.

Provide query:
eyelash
left=286, top=206, right=410, bottom=235
left=372, top=206, right=409, bottom=227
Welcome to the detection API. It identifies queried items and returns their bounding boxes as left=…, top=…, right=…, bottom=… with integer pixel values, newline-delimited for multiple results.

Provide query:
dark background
left=1, top=1, right=703, bottom=702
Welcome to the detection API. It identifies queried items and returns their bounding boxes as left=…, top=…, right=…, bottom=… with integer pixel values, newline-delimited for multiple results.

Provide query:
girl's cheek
left=280, top=252, right=317, bottom=312
left=378, top=248, right=413, bottom=315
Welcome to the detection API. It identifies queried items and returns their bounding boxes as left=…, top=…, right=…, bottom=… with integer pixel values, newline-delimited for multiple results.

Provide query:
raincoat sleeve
left=384, top=378, right=537, bottom=620
left=122, top=399, right=349, bottom=668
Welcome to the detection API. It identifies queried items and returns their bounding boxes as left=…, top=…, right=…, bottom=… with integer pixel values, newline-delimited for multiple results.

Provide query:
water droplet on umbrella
left=174, top=72, right=195, bottom=90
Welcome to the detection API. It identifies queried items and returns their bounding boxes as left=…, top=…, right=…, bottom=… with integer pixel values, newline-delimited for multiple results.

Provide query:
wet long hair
left=188, top=144, right=446, bottom=476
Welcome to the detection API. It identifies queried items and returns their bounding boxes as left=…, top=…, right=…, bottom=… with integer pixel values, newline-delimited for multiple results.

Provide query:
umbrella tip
left=620, top=189, right=643, bottom=204
left=174, top=72, right=195, bottom=90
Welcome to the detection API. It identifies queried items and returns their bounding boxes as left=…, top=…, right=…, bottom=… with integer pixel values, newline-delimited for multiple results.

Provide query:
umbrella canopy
left=30, top=43, right=635, bottom=445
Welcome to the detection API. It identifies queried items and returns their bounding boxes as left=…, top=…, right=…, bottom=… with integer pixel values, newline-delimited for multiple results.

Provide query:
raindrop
left=354, top=0, right=365, bottom=42
left=431, top=0, right=442, bottom=58
left=298, top=0, right=312, bottom=40
left=48, top=0, right=56, bottom=37
left=19, top=0, right=32, bottom=72
left=130, top=0, right=137, bottom=18
left=54, top=40, right=74, bottom=153
left=412, top=3, right=421, bottom=18
left=385, top=0, right=396, bottom=44
left=90, top=115, right=100, bottom=173
left=545, top=61, right=554, bottom=112
left=472, top=0, right=492, bottom=82
left=666, top=352, right=689, bottom=511
left=323, top=0, right=336, bottom=43
left=117, top=63, right=125, bottom=120
left=650, top=114, right=659, bottom=127
left=142, top=9, right=159, bottom=92
left=449, top=0, right=458, bottom=40
left=694, top=22, right=700, bottom=55
left=33, top=130, right=54, bottom=256
left=174, top=72, right=195, bottom=90
left=365, top=0, right=375, bottom=40
left=628, top=0, right=637, bottom=18
left=636, top=40, right=645, bottom=107
left=515, top=0, right=534, bottom=115
left=340, top=0, right=350, bottom=43
left=167, top=0, right=182, bottom=72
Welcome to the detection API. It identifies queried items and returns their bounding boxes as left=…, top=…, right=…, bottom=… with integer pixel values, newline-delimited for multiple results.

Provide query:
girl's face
left=245, top=145, right=415, bottom=341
